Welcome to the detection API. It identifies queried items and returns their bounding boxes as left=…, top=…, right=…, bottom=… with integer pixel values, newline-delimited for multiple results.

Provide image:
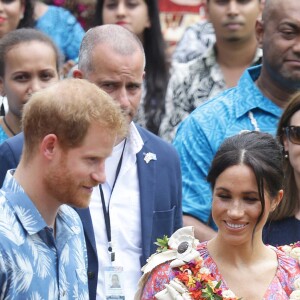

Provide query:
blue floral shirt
left=0, top=171, right=89, bottom=299
left=173, top=66, right=283, bottom=229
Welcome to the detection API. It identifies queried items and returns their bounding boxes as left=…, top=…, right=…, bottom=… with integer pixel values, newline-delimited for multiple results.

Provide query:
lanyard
left=99, top=139, right=126, bottom=262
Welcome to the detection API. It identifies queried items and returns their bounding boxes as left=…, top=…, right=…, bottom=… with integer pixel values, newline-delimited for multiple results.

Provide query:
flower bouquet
left=278, top=242, right=300, bottom=300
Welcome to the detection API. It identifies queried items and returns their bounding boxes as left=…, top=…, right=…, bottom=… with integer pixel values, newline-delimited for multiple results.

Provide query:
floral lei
left=172, top=257, right=239, bottom=300
left=151, top=230, right=300, bottom=300
left=278, top=242, right=300, bottom=300
left=153, top=230, right=240, bottom=300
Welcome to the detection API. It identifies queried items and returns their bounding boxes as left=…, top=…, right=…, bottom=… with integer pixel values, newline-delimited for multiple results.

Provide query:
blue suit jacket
left=0, top=126, right=182, bottom=300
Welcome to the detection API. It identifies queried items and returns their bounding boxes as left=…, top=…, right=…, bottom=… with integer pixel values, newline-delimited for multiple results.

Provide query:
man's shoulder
left=137, top=125, right=174, bottom=145
left=192, top=86, right=239, bottom=117
left=172, top=53, right=208, bottom=81
left=0, top=192, right=9, bottom=211
left=191, top=66, right=261, bottom=119
left=0, top=193, right=24, bottom=247
left=136, top=125, right=179, bottom=158
left=0, top=132, right=24, bottom=152
left=174, top=85, right=247, bottom=144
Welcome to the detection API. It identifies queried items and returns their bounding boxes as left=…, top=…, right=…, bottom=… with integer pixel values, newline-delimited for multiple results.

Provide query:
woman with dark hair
left=0, top=28, right=60, bottom=144
left=0, top=0, right=34, bottom=37
left=136, top=131, right=300, bottom=300
left=263, top=91, right=300, bottom=245
left=94, top=0, right=169, bottom=135
left=0, top=0, right=84, bottom=116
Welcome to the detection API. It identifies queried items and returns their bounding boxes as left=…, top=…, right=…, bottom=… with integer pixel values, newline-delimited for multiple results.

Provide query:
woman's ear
left=283, top=134, right=289, bottom=153
left=271, top=189, right=284, bottom=212
left=145, top=15, right=151, bottom=29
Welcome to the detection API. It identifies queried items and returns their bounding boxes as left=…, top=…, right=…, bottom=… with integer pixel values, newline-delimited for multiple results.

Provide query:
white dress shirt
left=90, top=123, right=144, bottom=300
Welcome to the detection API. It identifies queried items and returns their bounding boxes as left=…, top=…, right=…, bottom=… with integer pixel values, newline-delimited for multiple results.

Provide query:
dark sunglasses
left=284, top=126, right=300, bottom=145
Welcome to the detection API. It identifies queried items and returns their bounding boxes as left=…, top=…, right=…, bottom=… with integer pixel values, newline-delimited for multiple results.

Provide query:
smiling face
left=206, top=0, right=261, bottom=43
left=102, top=0, right=150, bottom=39
left=0, top=0, right=24, bottom=38
left=0, top=41, right=59, bottom=119
left=212, top=164, right=278, bottom=246
left=44, top=122, right=117, bottom=208
left=256, top=0, right=300, bottom=90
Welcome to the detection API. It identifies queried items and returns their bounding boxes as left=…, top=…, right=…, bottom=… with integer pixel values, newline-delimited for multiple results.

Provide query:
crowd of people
left=1, top=0, right=300, bottom=299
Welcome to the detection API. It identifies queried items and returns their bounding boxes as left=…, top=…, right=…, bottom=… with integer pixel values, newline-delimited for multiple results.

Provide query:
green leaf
left=155, top=235, right=169, bottom=253
left=215, top=281, right=221, bottom=289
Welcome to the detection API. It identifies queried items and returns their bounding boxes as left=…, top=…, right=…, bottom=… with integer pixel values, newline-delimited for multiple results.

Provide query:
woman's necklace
left=2, top=116, right=16, bottom=136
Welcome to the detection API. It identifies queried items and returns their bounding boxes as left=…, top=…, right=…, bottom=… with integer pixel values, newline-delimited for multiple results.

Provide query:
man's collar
left=125, top=122, right=144, bottom=155
left=235, top=65, right=283, bottom=118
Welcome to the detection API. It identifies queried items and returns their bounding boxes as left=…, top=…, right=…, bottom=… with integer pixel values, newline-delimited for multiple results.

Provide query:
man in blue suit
left=0, top=25, right=182, bottom=299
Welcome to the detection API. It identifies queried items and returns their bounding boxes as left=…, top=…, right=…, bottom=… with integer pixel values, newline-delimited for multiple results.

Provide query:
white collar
left=125, top=122, right=144, bottom=155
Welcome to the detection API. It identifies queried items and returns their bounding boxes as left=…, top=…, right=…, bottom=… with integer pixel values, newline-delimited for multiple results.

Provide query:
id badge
left=104, top=266, right=125, bottom=300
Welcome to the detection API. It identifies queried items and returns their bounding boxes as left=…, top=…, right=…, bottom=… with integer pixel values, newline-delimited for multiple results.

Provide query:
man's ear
left=255, top=19, right=264, bottom=49
left=40, top=134, right=59, bottom=161
left=73, top=69, right=83, bottom=79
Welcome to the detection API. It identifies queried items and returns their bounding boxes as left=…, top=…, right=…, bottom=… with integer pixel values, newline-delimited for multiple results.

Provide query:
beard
left=44, top=157, right=97, bottom=209
left=266, top=61, right=300, bottom=92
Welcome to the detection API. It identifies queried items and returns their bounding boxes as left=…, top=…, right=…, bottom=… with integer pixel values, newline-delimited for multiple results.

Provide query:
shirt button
left=88, top=271, right=95, bottom=279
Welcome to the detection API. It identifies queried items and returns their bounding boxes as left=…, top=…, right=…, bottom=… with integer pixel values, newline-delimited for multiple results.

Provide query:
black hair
left=17, top=0, right=35, bottom=29
left=0, top=0, right=35, bottom=116
left=0, top=28, right=61, bottom=78
left=274, top=91, right=300, bottom=220
left=94, top=0, right=169, bottom=134
left=207, top=131, right=283, bottom=236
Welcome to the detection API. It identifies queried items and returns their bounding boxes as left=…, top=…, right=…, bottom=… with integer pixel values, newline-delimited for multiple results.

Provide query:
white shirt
left=90, top=123, right=144, bottom=300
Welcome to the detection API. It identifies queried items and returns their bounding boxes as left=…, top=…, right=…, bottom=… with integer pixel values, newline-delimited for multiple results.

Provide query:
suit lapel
left=136, top=128, right=156, bottom=264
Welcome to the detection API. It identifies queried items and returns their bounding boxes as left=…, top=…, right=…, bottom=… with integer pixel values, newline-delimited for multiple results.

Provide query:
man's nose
left=228, top=1, right=239, bottom=16
left=91, top=162, right=106, bottom=184
left=117, top=87, right=130, bottom=109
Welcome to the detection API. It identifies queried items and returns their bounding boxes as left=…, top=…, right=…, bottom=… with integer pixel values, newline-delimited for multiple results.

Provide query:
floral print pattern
left=0, top=172, right=89, bottom=299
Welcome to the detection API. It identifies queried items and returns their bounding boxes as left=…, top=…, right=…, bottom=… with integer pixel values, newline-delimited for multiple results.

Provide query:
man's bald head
left=78, top=24, right=146, bottom=75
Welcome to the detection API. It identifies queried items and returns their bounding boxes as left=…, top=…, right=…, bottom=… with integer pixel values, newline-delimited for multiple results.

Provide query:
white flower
left=144, top=152, right=157, bottom=164
left=222, top=289, right=236, bottom=298
left=290, top=247, right=300, bottom=260
left=208, top=280, right=219, bottom=289
left=294, top=278, right=300, bottom=290
left=290, top=290, right=300, bottom=299
left=281, top=245, right=292, bottom=254
left=200, top=267, right=210, bottom=275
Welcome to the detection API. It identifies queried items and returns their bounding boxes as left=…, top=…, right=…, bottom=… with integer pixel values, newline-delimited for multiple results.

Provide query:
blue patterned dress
left=35, top=5, right=85, bottom=61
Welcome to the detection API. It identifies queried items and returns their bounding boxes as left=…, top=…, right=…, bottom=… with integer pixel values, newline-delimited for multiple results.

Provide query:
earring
left=19, top=13, right=24, bottom=20
left=285, top=151, right=289, bottom=159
